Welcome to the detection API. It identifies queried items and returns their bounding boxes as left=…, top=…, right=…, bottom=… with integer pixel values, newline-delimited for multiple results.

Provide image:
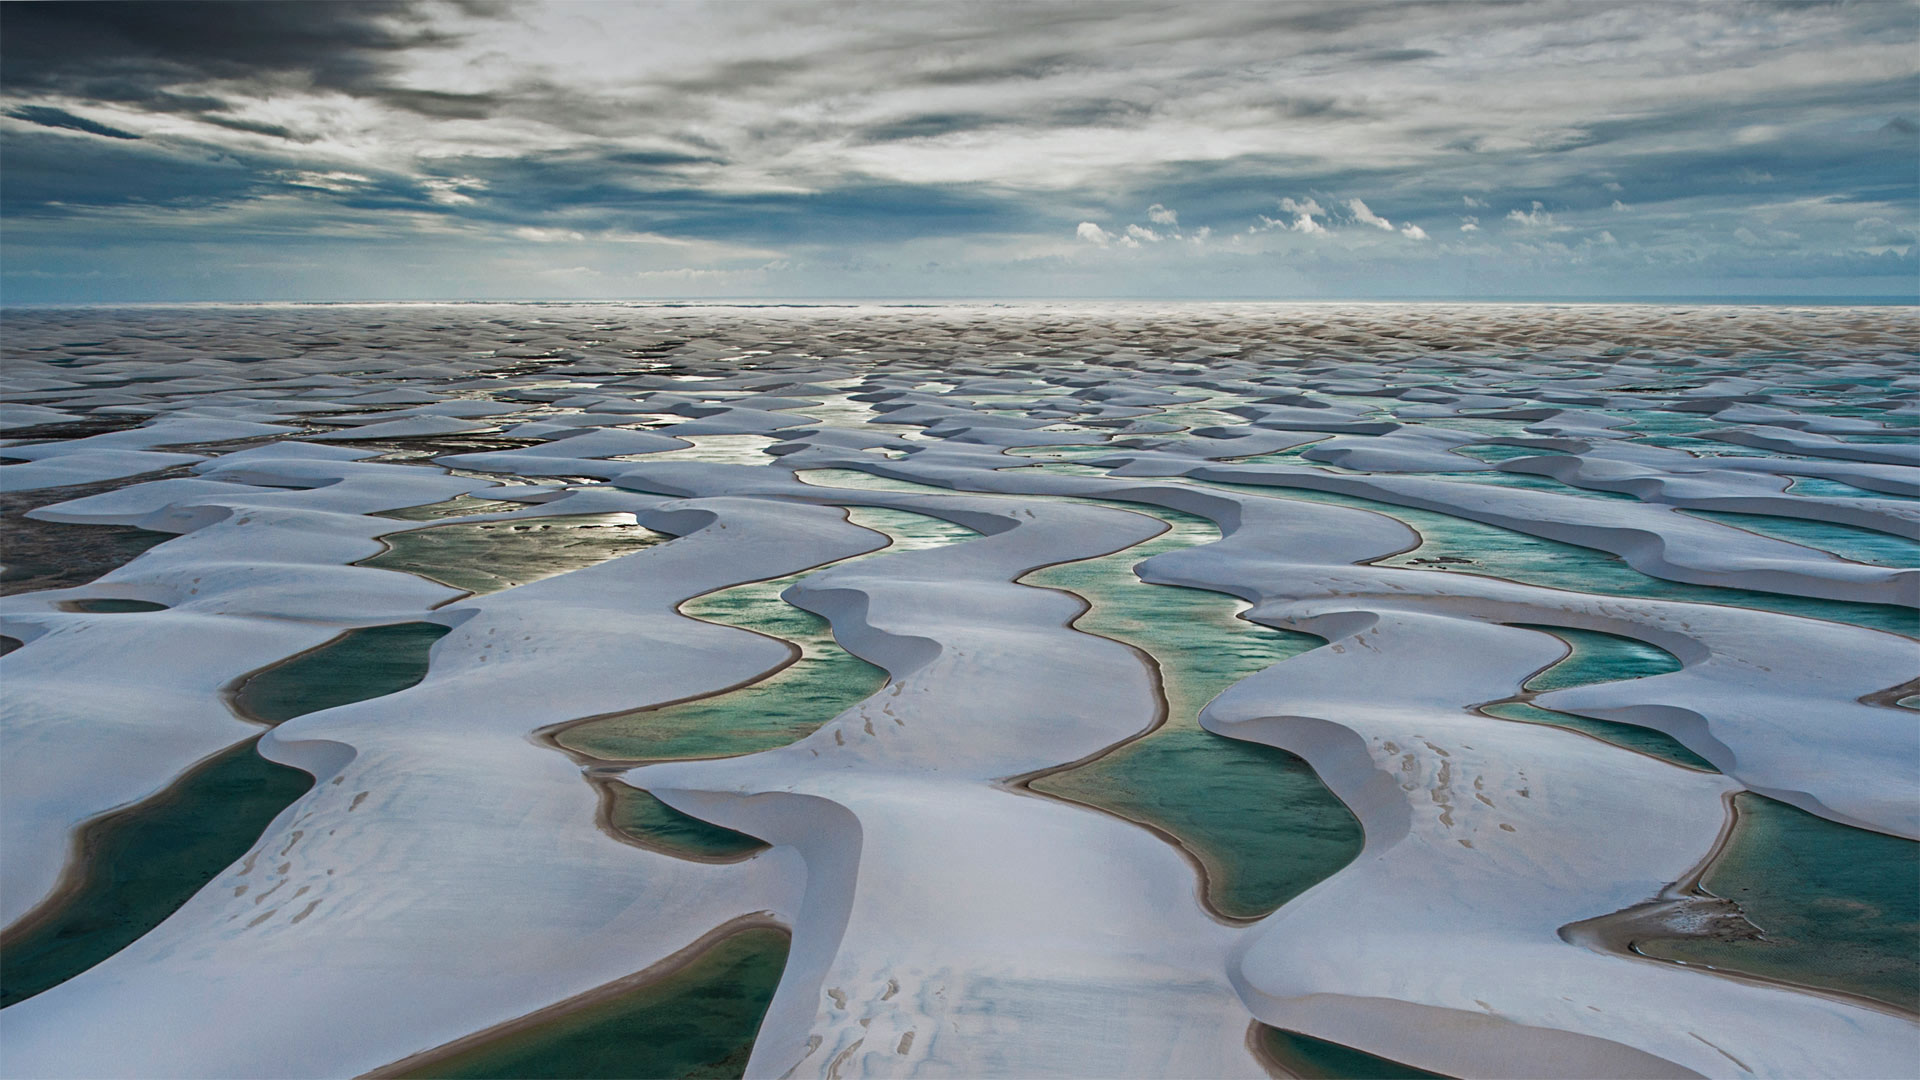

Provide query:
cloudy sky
left=2, top=0, right=1915, bottom=302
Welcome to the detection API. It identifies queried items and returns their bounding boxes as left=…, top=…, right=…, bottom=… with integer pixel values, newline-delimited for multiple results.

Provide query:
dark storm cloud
left=5, top=106, right=142, bottom=140
left=604, top=150, right=726, bottom=168
left=1256, top=96, right=1377, bottom=121
left=1, top=127, right=437, bottom=221
left=413, top=150, right=721, bottom=212
left=857, top=99, right=1153, bottom=143
left=404, top=149, right=1030, bottom=244
left=375, top=88, right=507, bottom=121
left=1544, top=74, right=1920, bottom=154
left=643, top=184, right=1044, bottom=245
left=0, top=1, right=498, bottom=121
left=0, top=130, right=256, bottom=215
left=911, top=54, right=1082, bottom=87
left=1364, top=49, right=1443, bottom=63
left=200, top=115, right=305, bottom=141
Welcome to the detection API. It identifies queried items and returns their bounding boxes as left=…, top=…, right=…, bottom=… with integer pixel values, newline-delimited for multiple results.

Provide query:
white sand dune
left=1161, top=463, right=1916, bottom=606
left=0, top=304, right=1914, bottom=1079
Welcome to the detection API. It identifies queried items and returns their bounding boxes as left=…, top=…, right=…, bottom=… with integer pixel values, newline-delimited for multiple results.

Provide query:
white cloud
left=1854, top=216, right=1915, bottom=240
left=1610, top=199, right=1628, bottom=211
left=1274, top=197, right=1327, bottom=234
left=1733, top=224, right=1801, bottom=248
left=1462, top=195, right=1489, bottom=209
left=1851, top=215, right=1917, bottom=253
left=421, top=177, right=487, bottom=206
left=1075, top=221, right=1112, bottom=246
left=1460, top=215, right=1480, bottom=232
left=629, top=266, right=773, bottom=284
left=281, top=171, right=372, bottom=192
left=1400, top=223, right=1429, bottom=240
left=513, top=226, right=588, bottom=243
left=1602, top=181, right=1625, bottom=193
left=1591, top=230, right=1617, bottom=244
left=1347, top=198, right=1394, bottom=230
left=1507, top=200, right=1554, bottom=228
left=1081, top=211, right=1195, bottom=249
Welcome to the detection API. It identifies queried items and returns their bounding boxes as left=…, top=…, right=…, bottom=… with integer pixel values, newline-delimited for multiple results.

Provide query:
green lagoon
left=603, top=785, right=767, bottom=861
left=0, top=739, right=313, bottom=1008
left=363, top=513, right=669, bottom=595
left=400, top=926, right=791, bottom=1080
left=1255, top=1025, right=1450, bottom=1080
left=233, top=621, right=449, bottom=724
left=1641, top=793, right=1920, bottom=1013
left=1678, top=509, right=1920, bottom=568
left=1024, top=509, right=1361, bottom=920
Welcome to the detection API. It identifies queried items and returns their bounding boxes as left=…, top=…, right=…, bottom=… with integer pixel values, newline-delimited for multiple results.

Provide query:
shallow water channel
left=1677, top=508, right=1920, bottom=568
left=1254, top=1024, right=1450, bottom=1080
left=1022, top=509, right=1363, bottom=920
left=1486, top=626, right=1713, bottom=771
left=233, top=622, right=449, bottom=724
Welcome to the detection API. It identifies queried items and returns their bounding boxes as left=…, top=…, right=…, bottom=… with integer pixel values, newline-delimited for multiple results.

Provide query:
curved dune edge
left=586, top=776, right=771, bottom=864
left=1243, top=1019, right=1453, bottom=1080
left=1235, top=993, right=1709, bottom=1080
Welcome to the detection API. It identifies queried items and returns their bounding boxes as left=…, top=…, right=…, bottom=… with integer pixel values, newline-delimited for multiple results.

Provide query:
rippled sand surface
left=1, top=303, right=1914, bottom=1079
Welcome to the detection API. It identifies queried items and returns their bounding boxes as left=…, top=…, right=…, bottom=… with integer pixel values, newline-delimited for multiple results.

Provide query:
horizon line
left=5, top=294, right=1917, bottom=310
